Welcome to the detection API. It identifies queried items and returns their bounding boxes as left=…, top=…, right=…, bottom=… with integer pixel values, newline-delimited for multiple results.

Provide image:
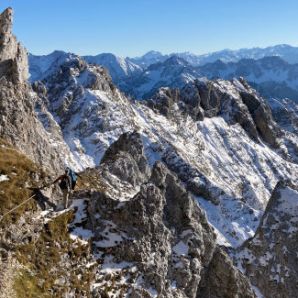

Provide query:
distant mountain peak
left=163, top=55, right=189, bottom=66
left=143, top=50, right=163, bottom=57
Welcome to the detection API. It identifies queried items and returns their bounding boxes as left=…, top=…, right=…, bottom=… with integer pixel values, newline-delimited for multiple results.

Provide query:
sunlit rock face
left=0, top=8, right=65, bottom=173
left=0, top=7, right=28, bottom=83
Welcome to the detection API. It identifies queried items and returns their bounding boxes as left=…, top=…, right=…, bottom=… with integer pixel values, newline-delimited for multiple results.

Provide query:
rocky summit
left=0, top=7, right=298, bottom=298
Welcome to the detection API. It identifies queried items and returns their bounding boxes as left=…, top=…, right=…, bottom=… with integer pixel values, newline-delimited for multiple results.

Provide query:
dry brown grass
left=76, top=168, right=107, bottom=193
left=0, top=139, right=97, bottom=296
left=0, top=139, right=46, bottom=226
left=15, top=211, right=95, bottom=297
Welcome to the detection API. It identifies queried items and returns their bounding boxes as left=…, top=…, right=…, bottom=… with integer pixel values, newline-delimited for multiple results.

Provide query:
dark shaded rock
left=179, top=82, right=204, bottom=120
left=162, top=144, right=224, bottom=205
left=240, top=89, right=281, bottom=147
left=198, top=247, right=256, bottom=298
left=232, top=100, right=259, bottom=142
left=147, top=87, right=179, bottom=117
left=234, top=181, right=298, bottom=298
left=197, top=81, right=221, bottom=117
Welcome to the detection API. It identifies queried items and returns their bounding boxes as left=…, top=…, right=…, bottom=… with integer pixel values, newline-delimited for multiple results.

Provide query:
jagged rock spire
left=0, top=7, right=64, bottom=173
left=0, top=7, right=28, bottom=83
left=0, top=7, right=13, bottom=46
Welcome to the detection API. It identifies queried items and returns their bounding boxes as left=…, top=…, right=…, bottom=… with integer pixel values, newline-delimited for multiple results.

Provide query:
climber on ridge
left=52, top=167, right=81, bottom=209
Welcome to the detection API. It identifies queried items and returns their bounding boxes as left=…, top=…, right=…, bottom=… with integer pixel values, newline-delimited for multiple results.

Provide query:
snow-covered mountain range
left=123, top=55, right=298, bottom=101
left=133, top=44, right=298, bottom=66
left=199, top=56, right=298, bottom=99
left=26, top=32, right=298, bottom=246
left=129, top=44, right=298, bottom=68
left=30, top=46, right=298, bottom=102
left=83, top=53, right=143, bottom=84
left=29, top=51, right=77, bottom=82
left=2, top=7, right=298, bottom=298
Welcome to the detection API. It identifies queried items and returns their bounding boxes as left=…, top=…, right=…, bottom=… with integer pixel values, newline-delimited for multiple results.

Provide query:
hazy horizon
left=1, top=0, right=298, bottom=57
left=27, top=43, right=298, bottom=59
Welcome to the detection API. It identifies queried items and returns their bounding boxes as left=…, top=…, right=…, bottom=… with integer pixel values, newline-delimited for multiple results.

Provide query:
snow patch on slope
left=129, top=102, right=298, bottom=246
left=0, top=175, right=9, bottom=182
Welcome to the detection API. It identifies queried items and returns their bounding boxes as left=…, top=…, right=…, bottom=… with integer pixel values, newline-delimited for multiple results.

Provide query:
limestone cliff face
left=0, top=7, right=28, bottom=83
left=0, top=8, right=65, bottom=173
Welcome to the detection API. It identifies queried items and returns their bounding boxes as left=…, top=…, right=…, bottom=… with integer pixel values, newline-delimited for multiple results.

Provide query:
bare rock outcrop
left=0, top=8, right=64, bottom=172
left=88, top=160, right=256, bottom=297
left=198, top=247, right=256, bottom=298
left=82, top=132, right=256, bottom=297
left=0, top=7, right=28, bottom=83
left=147, top=78, right=297, bottom=161
left=100, top=131, right=150, bottom=187
left=238, top=77, right=282, bottom=148
left=234, top=181, right=298, bottom=298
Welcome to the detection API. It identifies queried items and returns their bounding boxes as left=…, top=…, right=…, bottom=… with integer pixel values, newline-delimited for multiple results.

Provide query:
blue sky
left=0, top=0, right=297, bottom=57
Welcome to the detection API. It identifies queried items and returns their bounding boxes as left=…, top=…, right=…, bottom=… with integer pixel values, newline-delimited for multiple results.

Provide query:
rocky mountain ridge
left=30, top=46, right=298, bottom=244
left=71, top=132, right=257, bottom=297
left=29, top=51, right=298, bottom=130
left=29, top=45, right=298, bottom=100
left=118, top=55, right=298, bottom=103
left=84, top=53, right=143, bottom=85
left=132, top=44, right=298, bottom=66
left=1, top=7, right=298, bottom=298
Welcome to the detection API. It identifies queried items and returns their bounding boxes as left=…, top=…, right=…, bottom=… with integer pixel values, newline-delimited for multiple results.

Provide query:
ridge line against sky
left=28, top=44, right=298, bottom=60
left=1, top=0, right=298, bottom=57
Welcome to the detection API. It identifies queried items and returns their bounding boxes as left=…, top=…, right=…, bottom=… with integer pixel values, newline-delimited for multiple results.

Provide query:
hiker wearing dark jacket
left=53, top=167, right=80, bottom=209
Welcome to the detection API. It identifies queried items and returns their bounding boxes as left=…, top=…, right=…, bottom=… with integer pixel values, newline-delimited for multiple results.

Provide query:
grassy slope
left=0, top=138, right=46, bottom=226
left=0, top=139, right=95, bottom=297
